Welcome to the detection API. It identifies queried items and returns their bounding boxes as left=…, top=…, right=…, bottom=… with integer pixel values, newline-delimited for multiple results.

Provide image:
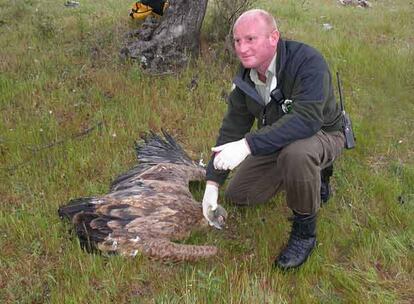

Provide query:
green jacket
left=206, top=38, right=343, bottom=185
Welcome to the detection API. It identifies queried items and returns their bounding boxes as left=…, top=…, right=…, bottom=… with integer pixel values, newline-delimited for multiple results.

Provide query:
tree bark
left=121, top=0, right=209, bottom=74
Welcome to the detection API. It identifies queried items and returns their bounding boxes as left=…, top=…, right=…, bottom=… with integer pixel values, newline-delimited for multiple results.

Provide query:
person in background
left=202, top=9, right=345, bottom=270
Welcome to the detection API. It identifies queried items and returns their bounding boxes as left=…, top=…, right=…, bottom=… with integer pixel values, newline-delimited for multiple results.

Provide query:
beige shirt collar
left=250, top=52, right=277, bottom=86
left=249, top=52, right=278, bottom=104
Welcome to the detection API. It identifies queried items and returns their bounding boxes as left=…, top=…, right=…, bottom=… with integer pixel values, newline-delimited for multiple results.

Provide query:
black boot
left=274, top=212, right=317, bottom=270
left=321, top=164, right=333, bottom=204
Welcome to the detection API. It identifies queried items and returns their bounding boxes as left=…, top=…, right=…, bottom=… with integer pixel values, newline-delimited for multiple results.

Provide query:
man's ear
left=270, top=30, right=280, bottom=46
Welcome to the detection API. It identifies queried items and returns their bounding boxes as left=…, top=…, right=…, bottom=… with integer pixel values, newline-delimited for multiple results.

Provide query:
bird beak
left=209, top=220, right=223, bottom=230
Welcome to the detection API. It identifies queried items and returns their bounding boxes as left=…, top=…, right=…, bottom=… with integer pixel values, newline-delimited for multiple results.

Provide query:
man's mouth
left=240, top=55, right=253, bottom=62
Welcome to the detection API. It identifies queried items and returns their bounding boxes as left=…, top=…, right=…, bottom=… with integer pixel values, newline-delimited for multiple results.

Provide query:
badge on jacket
left=281, top=99, right=293, bottom=114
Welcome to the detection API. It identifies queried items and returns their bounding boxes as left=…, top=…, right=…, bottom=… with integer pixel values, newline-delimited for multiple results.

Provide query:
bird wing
left=110, top=130, right=205, bottom=192
left=124, top=238, right=218, bottom=262
left=59, top=193, right=210, bottom=256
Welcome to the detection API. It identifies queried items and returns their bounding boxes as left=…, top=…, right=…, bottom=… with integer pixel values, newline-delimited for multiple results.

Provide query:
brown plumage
left=58, top=131, right=221, bottom=262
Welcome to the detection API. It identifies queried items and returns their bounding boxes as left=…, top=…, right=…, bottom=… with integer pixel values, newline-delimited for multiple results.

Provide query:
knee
left=279, top=144, right=312, bottom=164
left=278, top=145, right=319, bottom=176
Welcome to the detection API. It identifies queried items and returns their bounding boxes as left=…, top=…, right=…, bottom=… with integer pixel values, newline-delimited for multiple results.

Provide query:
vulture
left=58, top=131, right=227, bottom=262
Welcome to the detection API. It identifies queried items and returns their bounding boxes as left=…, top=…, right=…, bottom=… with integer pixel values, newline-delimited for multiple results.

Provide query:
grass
left=1, top=0, right=413, bottom=303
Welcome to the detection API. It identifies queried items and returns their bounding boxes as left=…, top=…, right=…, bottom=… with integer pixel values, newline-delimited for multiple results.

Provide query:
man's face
left=233, top=17, right=279, bottom=74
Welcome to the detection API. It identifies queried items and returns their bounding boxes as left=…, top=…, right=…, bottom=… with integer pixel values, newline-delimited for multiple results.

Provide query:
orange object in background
left=129, top=0, right=169, bottom=20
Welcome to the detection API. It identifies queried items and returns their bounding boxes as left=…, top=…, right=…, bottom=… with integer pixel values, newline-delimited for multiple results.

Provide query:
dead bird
left=58, top=130, right=227, bottom=262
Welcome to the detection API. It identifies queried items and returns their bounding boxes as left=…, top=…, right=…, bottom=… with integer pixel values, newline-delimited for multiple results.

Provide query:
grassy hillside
left=1, top=0, right=413, bottom=303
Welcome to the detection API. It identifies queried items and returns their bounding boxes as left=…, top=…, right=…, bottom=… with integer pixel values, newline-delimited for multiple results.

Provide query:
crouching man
left=203, top=9, right=345, bottom=270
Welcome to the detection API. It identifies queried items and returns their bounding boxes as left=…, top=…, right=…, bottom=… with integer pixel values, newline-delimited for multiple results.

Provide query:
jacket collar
left=275, top=37, right=286, bottom=81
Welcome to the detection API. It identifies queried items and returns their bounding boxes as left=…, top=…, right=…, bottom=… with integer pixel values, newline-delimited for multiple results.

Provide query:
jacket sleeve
left=245, top=51, right=332, bottom=155
left=206, top=87, right=255, bottom=185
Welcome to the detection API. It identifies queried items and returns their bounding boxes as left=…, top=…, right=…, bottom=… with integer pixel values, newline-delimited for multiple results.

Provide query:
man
left=202, top=9, right=345, bottom=270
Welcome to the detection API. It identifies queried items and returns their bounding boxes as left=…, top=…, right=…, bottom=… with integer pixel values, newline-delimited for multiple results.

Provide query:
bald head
left=232, top=9, right=279, bottom=75
left=233, top=9, right=278, bottom=33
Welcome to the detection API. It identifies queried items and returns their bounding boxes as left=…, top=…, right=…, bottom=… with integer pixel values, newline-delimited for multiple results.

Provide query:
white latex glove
left=212, top=138, right=251, bottom=171
left=202, top=182, right=219, bottom=226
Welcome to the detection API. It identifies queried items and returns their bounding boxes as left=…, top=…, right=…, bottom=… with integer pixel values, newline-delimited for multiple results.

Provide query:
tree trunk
left=121, top=0, right=209, bottom=74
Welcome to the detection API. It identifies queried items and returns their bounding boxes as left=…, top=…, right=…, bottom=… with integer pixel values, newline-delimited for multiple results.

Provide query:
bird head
left=206, top=205, right=228, bottom=230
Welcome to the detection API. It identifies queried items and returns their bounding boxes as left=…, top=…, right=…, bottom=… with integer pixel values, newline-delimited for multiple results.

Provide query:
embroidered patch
left=281, top=99, right=293, bottom=113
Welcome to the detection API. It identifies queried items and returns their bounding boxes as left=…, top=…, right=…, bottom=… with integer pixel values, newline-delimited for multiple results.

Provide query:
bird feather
left=58, top=131, right=224, bottom=261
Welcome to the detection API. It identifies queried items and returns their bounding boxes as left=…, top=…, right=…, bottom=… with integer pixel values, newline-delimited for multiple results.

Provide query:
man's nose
left=237, top=41, right=248, bottom=53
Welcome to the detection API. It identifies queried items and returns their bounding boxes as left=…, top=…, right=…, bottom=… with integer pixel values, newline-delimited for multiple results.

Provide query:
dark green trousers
left=224, top=131, right=345, bottom=215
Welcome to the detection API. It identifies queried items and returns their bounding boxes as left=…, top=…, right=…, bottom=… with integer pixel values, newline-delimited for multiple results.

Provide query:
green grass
left=1, top=0, right=413, bottom=303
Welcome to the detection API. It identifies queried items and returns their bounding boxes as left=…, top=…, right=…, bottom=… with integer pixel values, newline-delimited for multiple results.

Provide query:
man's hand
left=202, top=182, right=219, bottom=225
left=212, top=138, right=251, bottom=171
